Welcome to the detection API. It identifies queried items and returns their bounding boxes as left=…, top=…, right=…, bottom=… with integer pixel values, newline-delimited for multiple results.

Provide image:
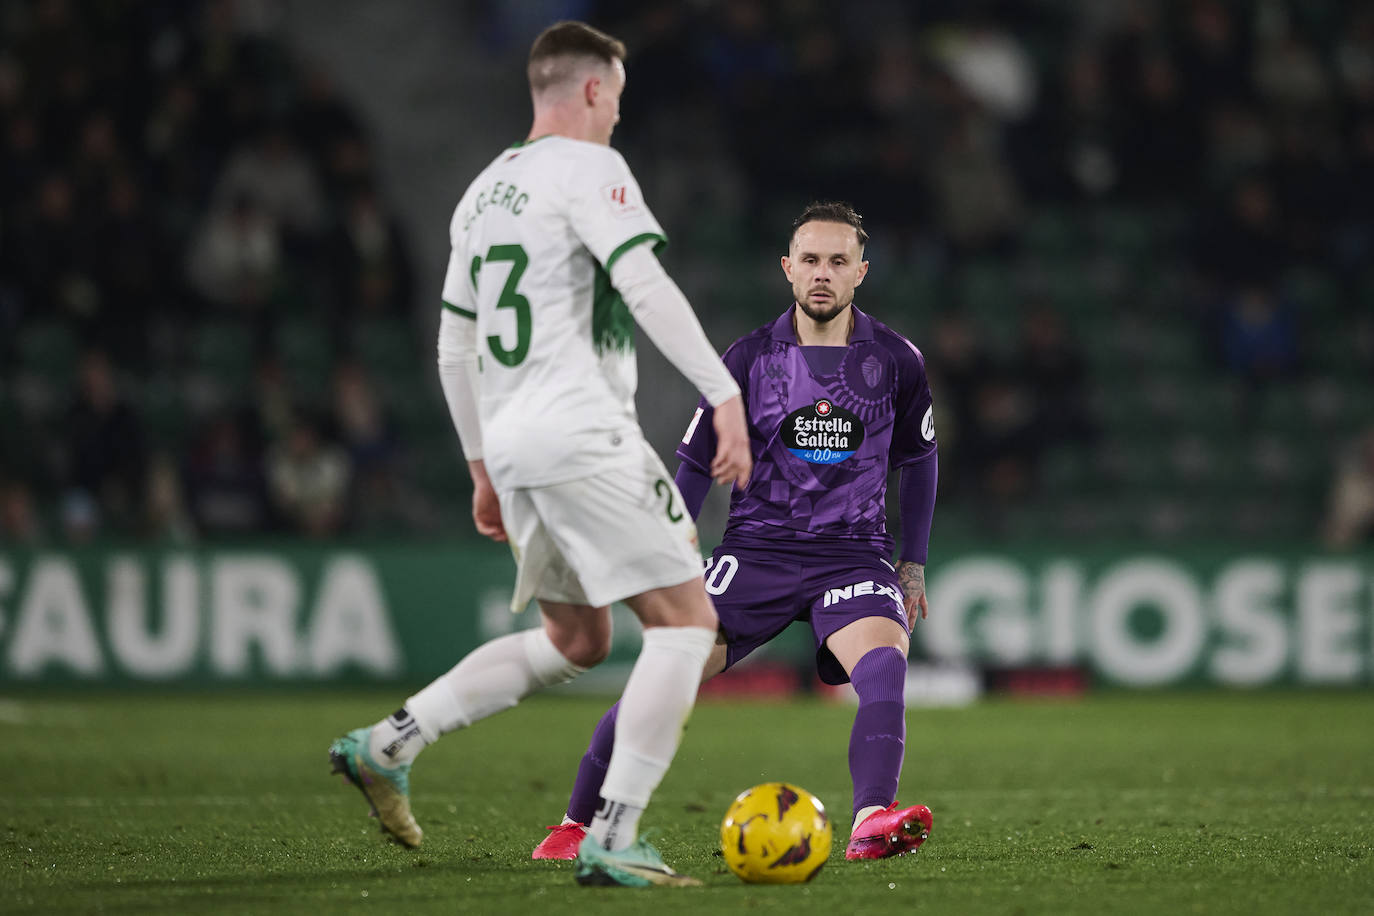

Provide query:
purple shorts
left=703, top=544, right=908, bottom=685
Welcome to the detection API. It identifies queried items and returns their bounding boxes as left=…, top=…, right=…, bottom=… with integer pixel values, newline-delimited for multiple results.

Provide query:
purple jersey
left=678, top=304, right=937, bottom=558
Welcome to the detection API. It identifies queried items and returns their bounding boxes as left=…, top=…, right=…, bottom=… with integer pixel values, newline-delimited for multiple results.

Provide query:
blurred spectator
left=293, top=64, right=365, bottom=170
left=144, top=453, right=195, bottom=543
left=187, top=0, right=275, bottom=144
left=926, top=311, right=996, bottom=491
left=1270, top=125, right=1343, bottom=265
left=266, top=413, right=351, bottom=537
left=1252, top=32, right=1330, bottom=113
left=1335, top=117, right=1374, bottom=277
left=13, top=171, right=102, bottom=324
left=70, top=109, right=127, bottom=201
left=249, top=354, right=297, bottom=447
left=1335, top=7, right=1374, bottom=111
left=93, top=170, right=167, bottom=362
left=59, top=489, right=99, bottom=545
left=0, top=480, right=45, bottom=546
left=186, top=191, right=283, bottom=342
left=1321, top=429, right=1374, bottom=549
left=1013, top=305, right=1097, bottom=450
left=326, top=183, right=415, bottom=321
left=331, top=361, right=397, bottom=476
left=331, top=361, right=434, bottom=532
left=928, top=18, right=1038, bottom=122
left=1197, top=176, right=1286, bottom=289
left=143, top=77, right=218, bottom=237
left=212, top=122, right=325, bottom=237
left=700, top=0, right=789, bottom=208
left=2, top=109, right=45, bottom=214
left=184, top=411, right=272, bottom=536
left=928, top=110, right=1024, bottom=254
left=1176, top=0, right=1252, bottom=108
left=1214, top=283, right=1301, bottom=385
left=962, top=372, right=1040, bottom=529
left=1116, top=49, right=1201, bottom=199
left=1204, top=102, right=1274, bottom=190
left=60, top=351, right=147, bottom=535
left=850, top=134, right=931, bottom=250
left=318, top=132, right=376, bottom=201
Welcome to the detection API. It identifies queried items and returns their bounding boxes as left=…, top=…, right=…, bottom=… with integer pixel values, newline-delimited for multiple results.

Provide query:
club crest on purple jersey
left=783, top=399, right=866, bottom=465
left=861, top=354, right=883, bottom=388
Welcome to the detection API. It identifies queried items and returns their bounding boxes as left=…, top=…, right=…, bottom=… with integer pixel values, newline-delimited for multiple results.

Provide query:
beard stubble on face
left=795, top=290, right=849, bottom=324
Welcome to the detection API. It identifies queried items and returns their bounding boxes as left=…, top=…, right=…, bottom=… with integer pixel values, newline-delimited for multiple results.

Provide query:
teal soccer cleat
left=573, top=833, right=701, bottom=887
left=328, top=727, right=423, bottom=848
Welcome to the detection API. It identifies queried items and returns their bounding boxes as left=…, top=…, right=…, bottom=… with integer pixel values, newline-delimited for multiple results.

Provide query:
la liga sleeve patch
left=601, top=181, right=644, bottom=219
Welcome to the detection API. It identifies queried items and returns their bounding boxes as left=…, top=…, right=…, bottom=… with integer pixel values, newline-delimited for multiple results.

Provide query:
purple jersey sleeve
left=898, top=451, right=937, bottom=563
left=675, top=339, right=751, bottom=474
left=674, top=460, right=712, bottom=521
left=886, top=337, right=938, bottom=468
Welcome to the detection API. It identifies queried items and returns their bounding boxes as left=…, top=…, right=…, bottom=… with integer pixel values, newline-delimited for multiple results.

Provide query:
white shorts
left=501, top=443, right=703, bottom=610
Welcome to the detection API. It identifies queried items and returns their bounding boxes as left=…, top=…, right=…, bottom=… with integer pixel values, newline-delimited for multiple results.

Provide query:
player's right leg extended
left=330, top=616, right=600, bottom=846
left=329, top=715, right=423, bottom=847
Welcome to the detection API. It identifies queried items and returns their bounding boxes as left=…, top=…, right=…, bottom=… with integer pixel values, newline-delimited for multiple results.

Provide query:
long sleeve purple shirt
left=675, top=304, right=938, bottom=563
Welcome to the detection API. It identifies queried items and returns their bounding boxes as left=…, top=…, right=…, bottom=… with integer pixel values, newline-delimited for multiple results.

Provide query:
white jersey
left=441, top=136, right=667, bottom=490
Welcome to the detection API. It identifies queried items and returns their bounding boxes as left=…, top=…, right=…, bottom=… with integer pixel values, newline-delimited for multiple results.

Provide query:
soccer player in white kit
left=328, top=21, right=751, bottom=888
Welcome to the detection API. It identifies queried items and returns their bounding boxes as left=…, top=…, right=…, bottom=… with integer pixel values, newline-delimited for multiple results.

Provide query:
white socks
left=366, top=621, right=714, bottom=854
left=592, top=625, right=715, bottom=851
left=368, top=627, right=586, bottom=766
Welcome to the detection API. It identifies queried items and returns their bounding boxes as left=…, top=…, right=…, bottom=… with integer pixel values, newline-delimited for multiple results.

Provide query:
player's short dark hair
left=528, top=21, right=627, bottom=94
left=791, top=201, right=869, bottom=249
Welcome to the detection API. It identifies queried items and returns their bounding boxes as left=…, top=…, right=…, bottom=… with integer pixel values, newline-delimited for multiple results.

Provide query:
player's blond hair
left=527, top=21, right=626, bottom=95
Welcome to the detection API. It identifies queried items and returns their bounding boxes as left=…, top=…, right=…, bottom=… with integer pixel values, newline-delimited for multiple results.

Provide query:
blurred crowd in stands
left=2, top=0, right=1374, bottom=546
left=0, top=0, right=424, bottom=543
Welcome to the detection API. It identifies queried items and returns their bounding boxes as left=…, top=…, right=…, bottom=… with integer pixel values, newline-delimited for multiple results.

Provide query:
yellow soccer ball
left=720, top=782, right=832, bottom=884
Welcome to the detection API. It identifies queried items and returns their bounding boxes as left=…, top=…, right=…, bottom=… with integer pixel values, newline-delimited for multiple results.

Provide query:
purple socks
left=848, top=646, right=908, bottom=821
left=567, top=700, right=620, bottom=825
left=566, top=648, right=908, bottom=827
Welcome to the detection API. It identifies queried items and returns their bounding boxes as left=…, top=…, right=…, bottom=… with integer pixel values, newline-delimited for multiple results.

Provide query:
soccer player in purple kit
left=533, top=201, right=939, bottom=862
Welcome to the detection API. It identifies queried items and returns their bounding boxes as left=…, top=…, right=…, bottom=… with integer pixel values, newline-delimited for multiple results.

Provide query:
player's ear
left=583, top=75, right=600, bottom=107
left=780, top=254, right=792, bottom=280
left=854, top=259, right=869, bottom=287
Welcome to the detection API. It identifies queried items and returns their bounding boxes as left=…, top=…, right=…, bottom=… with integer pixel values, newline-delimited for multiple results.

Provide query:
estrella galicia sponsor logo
left=783, top=399, right=866, bottom=465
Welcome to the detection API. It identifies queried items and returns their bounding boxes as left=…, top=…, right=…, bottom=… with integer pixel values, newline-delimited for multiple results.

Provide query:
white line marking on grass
left=935, top=786, right=1374, bottom=800
left=0, top=794, right=465, bottom=808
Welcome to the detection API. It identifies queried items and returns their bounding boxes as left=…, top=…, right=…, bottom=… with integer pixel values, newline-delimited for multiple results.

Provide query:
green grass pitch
left=3, top=689, right=1371, bottom=914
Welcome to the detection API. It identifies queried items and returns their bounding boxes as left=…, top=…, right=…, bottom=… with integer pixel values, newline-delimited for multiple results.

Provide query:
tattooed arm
left=897, top=561, right=928, bottom=631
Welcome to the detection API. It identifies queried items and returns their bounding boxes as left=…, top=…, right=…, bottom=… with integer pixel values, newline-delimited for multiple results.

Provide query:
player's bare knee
left=555, top=627, right=611, bottom=668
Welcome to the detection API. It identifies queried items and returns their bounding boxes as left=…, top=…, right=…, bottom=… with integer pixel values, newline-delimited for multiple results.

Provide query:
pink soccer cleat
left=844, top=802, right=933, bottom=860
left=531, top=822, right=588, bottom=860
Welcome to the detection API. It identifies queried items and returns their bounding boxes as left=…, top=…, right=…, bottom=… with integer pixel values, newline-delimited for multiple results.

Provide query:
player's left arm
left=896, top=453, right=937, bottom=622
left=888, top=335, right=939, bottom=624
left=898, top=558, right=928, bottom=623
